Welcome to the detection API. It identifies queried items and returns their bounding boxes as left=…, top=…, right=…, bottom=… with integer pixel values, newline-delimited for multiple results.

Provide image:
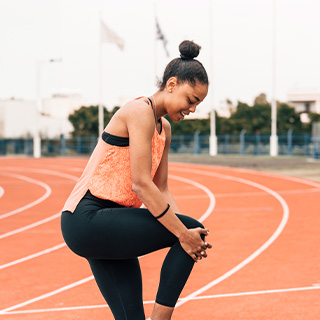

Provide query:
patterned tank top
left=62, top=97, right=166, bottom=212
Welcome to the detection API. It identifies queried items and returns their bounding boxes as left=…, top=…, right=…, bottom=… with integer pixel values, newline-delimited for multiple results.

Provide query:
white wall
left=287, top=90, right=320, bottom=114
left=0, top=94, right=87, bottom=138
left=0, top=100, right=36, bottom=138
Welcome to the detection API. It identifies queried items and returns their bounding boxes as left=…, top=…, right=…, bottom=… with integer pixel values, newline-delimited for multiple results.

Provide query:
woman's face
left=165, top=78, right=208, bottom=122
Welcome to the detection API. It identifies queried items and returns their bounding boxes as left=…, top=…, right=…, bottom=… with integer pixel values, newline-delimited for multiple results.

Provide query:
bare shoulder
left=123, top=99, right=154, bottom=122
left=106, top=99, right=154, bottom=136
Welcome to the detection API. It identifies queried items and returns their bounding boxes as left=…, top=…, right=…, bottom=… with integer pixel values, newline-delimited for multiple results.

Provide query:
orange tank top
left=88, top=119, right=165, bottom=207
left=62, top=98, right=166, bottom=212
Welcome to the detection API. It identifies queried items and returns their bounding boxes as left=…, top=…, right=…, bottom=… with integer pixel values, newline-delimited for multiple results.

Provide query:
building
left=287, top=89, right=320, bottom=123
left=0, top=94, right=87, bottom=138
left=0, top=99, right=36, bottom=138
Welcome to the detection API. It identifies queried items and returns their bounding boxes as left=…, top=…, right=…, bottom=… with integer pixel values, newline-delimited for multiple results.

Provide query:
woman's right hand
left=179, top=228, right=212, bottom=262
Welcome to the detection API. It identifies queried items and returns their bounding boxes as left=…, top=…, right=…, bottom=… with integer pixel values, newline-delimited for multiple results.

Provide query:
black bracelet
left=155, top=203, right=170, bottom=219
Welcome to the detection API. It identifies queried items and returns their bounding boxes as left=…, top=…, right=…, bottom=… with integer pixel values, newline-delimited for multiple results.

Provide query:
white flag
left=101, top=21, right=124, bottom=50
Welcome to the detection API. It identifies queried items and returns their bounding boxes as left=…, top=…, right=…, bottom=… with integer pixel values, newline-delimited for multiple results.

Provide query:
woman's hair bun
left=179, top=40, right=201, bottom=60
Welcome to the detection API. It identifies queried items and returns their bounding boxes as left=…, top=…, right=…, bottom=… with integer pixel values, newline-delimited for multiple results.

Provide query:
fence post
left=287, top=129, right=293, bottom=156
left=77, top=136, right=82, bottom=154
left=91, top=136, right=97, bottom=153
left=0, top=140, right=4, bottom=155
left=60, top=134, right=66, bottom=155
left=304, top=134, right=310, bottom=156
left=223, top=135, right=229, bottom=154
left=240, top=129, right=246, bottom=155
left=312, top=137, right=319, bottom=159
left=254, top=134, right=260, bottom=155
left=193, top=130, right=201, bottom=154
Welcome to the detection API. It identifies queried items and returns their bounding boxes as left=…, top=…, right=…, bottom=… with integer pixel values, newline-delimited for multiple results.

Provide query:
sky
left=0, top=0, right=320, bottom=115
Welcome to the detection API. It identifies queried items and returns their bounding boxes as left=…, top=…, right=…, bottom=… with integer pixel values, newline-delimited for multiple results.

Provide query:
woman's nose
left=189, top=105, right=197, bottom=113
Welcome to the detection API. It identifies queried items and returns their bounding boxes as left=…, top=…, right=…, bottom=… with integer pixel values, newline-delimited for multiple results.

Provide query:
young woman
left=61, top=40, right=212, bottom=320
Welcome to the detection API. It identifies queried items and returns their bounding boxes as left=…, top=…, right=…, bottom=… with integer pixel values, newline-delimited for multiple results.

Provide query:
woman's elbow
left=132, top=178, right=150, bottom=195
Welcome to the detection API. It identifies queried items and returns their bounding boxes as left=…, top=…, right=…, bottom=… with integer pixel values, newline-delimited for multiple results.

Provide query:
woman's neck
left=151, top=91, right=167, bottom=120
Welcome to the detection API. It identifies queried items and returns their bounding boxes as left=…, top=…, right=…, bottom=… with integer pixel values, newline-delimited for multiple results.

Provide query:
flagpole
left=98, top=15, right=104, bottom=136
left=270, top=0, right=278, bottom=156
left=209, top=0, right=217, bottom=156
left=154, top=4, right=158, bottom=86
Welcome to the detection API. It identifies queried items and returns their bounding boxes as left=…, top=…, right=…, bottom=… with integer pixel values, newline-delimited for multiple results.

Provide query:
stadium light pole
left=209, top=0, right=217, bottom=156
left=270, top=0, right=278, bottom=156
left=34, top=58, right=62, bottom=158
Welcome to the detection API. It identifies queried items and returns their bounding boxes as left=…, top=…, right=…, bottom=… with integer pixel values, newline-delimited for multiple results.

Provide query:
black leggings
left=61, top=191, right=205, bottom=320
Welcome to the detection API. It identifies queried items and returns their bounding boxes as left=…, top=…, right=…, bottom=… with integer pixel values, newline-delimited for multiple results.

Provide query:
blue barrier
left=0, top=133, right=318, bottom=158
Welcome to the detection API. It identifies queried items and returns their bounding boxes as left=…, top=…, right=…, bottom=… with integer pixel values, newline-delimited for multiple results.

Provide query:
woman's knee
left=176, top=214, right=204, bottom=230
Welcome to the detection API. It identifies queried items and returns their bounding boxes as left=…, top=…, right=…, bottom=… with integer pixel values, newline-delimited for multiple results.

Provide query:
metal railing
left=0, top=132, right=319, bottom=158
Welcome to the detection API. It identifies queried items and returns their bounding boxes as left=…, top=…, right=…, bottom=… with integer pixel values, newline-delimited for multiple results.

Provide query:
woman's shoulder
left=120, top=98, right=157, bottom=136
left=121, top=98, right=153, bottom=118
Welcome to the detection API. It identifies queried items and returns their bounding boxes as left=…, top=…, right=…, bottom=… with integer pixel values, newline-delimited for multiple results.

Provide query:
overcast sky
left=0, top=0, right=320, bottom=113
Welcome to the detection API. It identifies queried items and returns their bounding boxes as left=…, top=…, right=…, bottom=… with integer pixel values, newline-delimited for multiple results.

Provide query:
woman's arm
left=127, top=103, right=210, bottom=261
left=152, top=117, right=181, bottom=213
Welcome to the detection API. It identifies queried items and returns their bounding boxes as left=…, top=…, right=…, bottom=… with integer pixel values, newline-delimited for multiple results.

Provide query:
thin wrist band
left=155, top=203, right=170, bottom=219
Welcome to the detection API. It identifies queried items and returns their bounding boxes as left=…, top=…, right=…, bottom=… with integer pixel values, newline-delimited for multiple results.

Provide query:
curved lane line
left=171, top=167, right=289, bottom=307
left=170, top=163, right=320, bottom=188
left=1, top=167, right=80, bottom=182
left=169, top=174, right=216, bottom=223
left=0, top=276, right=95, bottom=314
left=0, top=172, right=51, bottom=220
left=0, top=212, right=62, bottom=240
left=233, top=167, right=320, bottom=188
left=0, top=174, right=216, bottom=269
left=0, top=186, right=4, bottom=198
left=2, top=286, right=320, bottom=315
left=0, top=174, right=215, bottom=313
left=0, top=243, right=66, bottom=270
left=0, top=170, right=78, bottom=239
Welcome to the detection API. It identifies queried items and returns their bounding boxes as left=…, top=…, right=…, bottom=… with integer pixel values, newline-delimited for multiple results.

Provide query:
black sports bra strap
left=141, top=96, right=162, bottom=134
left=147, top=97, right=153, bottom=108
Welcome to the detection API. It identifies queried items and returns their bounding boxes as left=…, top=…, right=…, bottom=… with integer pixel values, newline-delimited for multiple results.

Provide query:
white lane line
left=0, top=172, right=51, bottom=220
left=0, top=212, right=61, bottom=239
left=214, top=188, right=320, bottom=198
left=1, top=167, right=80, bottom=181
left=0, top=186, right=4, bottom=198
left=0, top=174, right=215, bottom=269
left=169, top=174, right=216, bottom=223
left=0, top=174, right=215, bottom=313
left=174, top=188, right=320, bottom=199
left=1, top=286, right=319, bottom=315
left=170, top=163, right=320, bottom=189
left=0, top=276, right=94, bottom=313
left=191, top=285, right=320, bottom=299
left=0, top=169, right=79, bottom=239
left=214, top=207, right=273, bottom=212
left=0, top=243, right=66, bottom=270
left=170, top=168, right=289, bottom=308
left=233, top=167, right=320, bottom=188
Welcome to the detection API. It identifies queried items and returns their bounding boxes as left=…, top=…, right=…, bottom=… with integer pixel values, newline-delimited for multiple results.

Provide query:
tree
left=68, top=106, right=119, bottom=137
left=254, top=93, right=268, bottom=105
left=165, top=115, right=210, bottom=135
left=277, top=103, right=303, bottom=134
left=225, top=101, right=271, bottom=134
left=67, top=94, right=316, bottom=138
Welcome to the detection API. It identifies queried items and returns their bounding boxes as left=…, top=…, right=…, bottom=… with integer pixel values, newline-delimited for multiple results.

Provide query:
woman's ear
left=166, top=77, right=178, bottom=93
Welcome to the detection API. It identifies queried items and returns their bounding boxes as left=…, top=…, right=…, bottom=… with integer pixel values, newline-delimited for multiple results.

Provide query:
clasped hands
left=179, top=228, right=213, bottom=262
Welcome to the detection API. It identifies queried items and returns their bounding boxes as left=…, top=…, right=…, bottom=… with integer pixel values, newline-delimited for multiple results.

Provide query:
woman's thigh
left=61, top=206, right=203, bottom=260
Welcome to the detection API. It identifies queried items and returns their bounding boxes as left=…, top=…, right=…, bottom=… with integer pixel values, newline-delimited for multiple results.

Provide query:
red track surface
left=0, top=158, right=319, bottom=319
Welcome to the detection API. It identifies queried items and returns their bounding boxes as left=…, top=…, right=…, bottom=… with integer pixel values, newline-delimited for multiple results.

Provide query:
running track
left=0, top=158, right=319, bottom=320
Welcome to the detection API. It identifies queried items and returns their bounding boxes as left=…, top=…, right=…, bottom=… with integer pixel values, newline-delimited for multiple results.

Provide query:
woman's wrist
left=176, top=228, right=189, bottom=241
